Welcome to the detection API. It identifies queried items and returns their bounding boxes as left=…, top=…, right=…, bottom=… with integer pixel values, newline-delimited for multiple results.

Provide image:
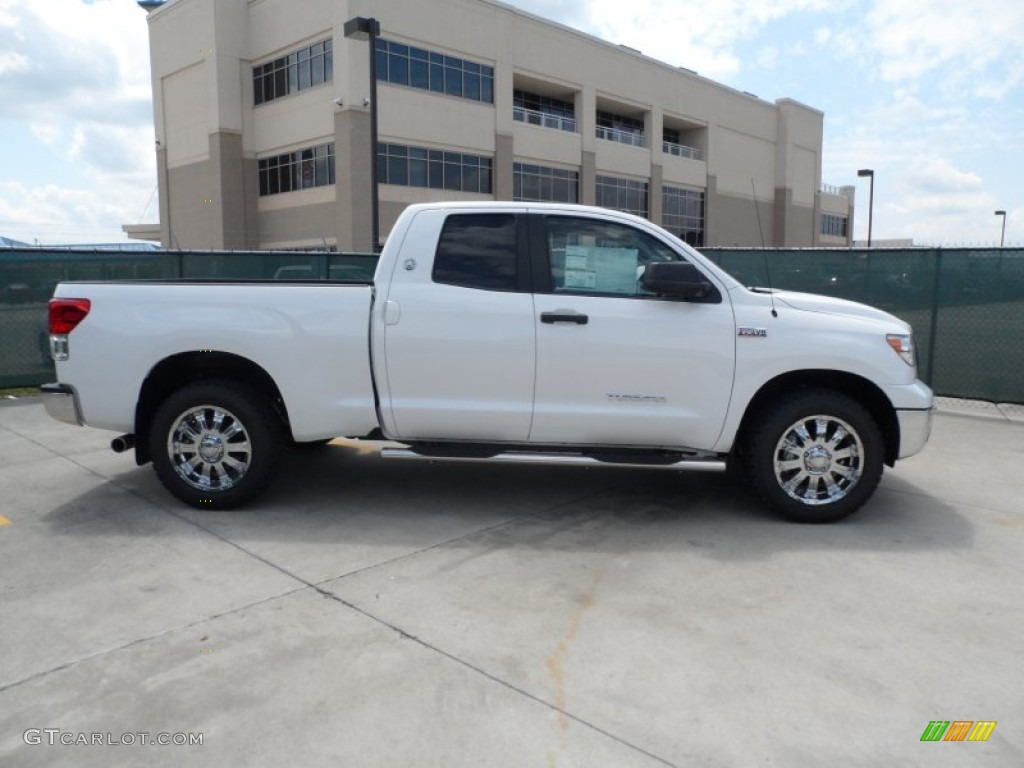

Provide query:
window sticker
left=561, top=245, right=638, bottom=294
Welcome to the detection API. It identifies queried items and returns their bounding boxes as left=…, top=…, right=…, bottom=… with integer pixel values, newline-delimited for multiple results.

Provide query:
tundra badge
left=738, top=327, right=768, bottom=338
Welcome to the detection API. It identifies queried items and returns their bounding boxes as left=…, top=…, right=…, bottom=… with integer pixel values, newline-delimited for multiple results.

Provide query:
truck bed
left=51, top=281, right=380, bottom=441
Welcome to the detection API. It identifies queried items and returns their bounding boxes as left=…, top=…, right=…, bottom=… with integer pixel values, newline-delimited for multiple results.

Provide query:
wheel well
left=134, top=352, right=291, bottom=465
left=736, top=370, right=900, bottom=466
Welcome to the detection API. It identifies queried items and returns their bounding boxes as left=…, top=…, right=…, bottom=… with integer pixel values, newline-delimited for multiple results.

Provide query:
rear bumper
left=896, top=407, right=933, bottom=459
left=40, top=383, right=84, bottom=426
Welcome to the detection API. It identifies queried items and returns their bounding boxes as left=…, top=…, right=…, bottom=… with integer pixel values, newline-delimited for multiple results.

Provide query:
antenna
left=751, top=178, right=766, bottom=248
left=750, top=178, right=777, bottom=317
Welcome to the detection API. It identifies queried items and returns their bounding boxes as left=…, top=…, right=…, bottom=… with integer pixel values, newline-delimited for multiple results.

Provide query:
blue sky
left=0, top=0, right=1021, bottom=245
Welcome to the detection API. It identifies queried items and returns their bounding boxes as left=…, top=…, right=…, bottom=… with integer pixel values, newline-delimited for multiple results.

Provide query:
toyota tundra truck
left=41, top=202, right=933, bottom=523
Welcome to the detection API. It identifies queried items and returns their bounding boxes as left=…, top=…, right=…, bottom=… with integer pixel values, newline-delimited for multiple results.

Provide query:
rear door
left=379, top=209, right=536, bottom=441
left=529, top=213, right=736, bottom=450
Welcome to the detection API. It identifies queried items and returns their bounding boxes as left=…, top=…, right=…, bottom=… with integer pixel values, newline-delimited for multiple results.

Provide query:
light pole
left=995, top=210, right=1007, bottom=247
left=344, top=16, right=381, bottom=252
left=857, top=169, right=874, bottom=247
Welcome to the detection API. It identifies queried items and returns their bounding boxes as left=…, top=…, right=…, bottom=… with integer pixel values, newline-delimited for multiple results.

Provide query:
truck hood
left=772, top=290, right=909, bottom=329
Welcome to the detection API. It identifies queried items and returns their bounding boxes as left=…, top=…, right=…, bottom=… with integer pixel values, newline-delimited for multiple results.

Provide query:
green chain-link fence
left=2, top=246, right=1022, bottom=403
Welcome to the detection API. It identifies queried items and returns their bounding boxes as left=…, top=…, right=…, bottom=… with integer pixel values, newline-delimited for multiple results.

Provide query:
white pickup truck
left=42, top=202, right=933, bottom=523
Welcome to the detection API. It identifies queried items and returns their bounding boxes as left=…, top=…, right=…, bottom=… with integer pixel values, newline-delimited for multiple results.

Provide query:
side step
left=379, top=448, right=726, bottom=472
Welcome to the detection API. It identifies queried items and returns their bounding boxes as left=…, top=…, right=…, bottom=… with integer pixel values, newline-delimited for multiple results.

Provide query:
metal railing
left=595, top=125, right=647, bottom=148
left=820, top=183, right=847, bottom=196
left=513, top=106, right=577, bottom=133
left=662, top=141, right=703, bottom=161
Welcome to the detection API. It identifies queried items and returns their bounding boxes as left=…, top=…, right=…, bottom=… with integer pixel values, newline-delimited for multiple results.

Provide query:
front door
left=529, top=213, right=736, bottom=450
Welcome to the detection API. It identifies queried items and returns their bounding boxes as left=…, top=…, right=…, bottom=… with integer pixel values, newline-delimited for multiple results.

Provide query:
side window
left=433, top=214, right=518, bottom=291
left=544, top=217, right=683, bottom=296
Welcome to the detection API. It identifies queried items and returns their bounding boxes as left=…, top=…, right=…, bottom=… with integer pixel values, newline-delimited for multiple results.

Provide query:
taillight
left=49, top=298, right=91, bottom=362
left=49, top=299, right=91, bottom=334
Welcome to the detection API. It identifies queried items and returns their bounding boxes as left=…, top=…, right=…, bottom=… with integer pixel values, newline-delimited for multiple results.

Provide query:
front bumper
left=880, top=379, right=934, bottom=460
left=896, top=407, right=934, bottom=459
left=40, top=383, right=84, bottom=426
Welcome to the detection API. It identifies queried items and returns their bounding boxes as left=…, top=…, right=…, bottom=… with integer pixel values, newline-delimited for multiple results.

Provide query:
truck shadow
left=44, top=438, right=973, bottom=564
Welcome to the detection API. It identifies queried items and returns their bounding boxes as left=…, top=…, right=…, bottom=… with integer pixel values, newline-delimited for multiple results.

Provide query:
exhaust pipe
left=111, top=434, right=136, bottom=453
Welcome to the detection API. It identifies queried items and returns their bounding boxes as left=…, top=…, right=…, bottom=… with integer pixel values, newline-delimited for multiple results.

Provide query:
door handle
left=540, top=311, right=589, bottom=325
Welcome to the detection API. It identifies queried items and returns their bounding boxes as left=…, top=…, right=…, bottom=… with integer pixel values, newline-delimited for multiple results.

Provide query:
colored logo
left=921, top=721, right=997, bottom=742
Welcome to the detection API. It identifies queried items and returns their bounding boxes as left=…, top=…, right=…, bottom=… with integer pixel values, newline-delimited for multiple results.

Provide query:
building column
left=212, top=132, right=249, bottom=249
left=334, top=107, right=374, bottom=252
left=495, top=132, right=514, bottom=201
left=773, top=186, right=790, bottom=247
left=156, top=147, right=172, bottom=248
left=650, top=163, right=663, bottom=225
left=581, top=151, right=596, bottom=205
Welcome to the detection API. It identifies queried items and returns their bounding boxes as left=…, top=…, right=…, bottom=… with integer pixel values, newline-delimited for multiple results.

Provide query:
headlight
left=886, top=333, right=915, bottom=367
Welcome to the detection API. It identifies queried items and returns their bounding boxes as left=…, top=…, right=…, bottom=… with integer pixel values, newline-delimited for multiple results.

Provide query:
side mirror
left=642, top=261, right=720, bottom=302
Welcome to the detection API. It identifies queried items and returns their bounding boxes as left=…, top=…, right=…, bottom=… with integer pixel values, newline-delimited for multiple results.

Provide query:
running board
left=379, top=448, right=726, bottom=472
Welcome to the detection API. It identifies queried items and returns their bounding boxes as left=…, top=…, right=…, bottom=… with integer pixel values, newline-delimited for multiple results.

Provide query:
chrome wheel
left=167, top=404, right=252, bottom=491
left=772, top=415, right=864, bottom=506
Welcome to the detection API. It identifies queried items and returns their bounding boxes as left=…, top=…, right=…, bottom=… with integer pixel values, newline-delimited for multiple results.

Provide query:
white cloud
left=825, top=112, right=1007, bottom=244
left=0, top=50, right=29, bottom=75
left=757, top=46, right=780, bottom=70
left=511, top=0, right=848, bottom=79
left=0, top=0, right=18, bottom=27
left=866, top=0, right=1024, bottom=98
left=29, top=122, right=62, bottom=145
left=0, top=0, right=155, bottom=242
left=906, top=157, right=983, bottom=195
left=0, top=178, right=153, bottom=244
left=0, top=0, right=152, bottom=123
left=69, top=123, right=155, bottom=177
left=810, top=0, right=1024, bottom=103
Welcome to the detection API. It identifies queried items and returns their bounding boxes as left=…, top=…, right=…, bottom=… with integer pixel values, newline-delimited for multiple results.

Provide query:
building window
left=376, top=39, right=494, bottom=104
left=434, top=214, right=519, bottom=292
left=513, top=163, right=579, bottom=203
left=821, top=214, right=848, bottom=237
left=254, top=39, right=333, bottom=106
left=596, top=110, right=645, bottom=147
left=258, top=143, right=335, bottom=196
left=596, top=175, right=648, bottom=217
left=513, top=90, right=576, bottom=133
left=662, top=186, right=705, bottom=247
left=378, top=143, right=493, bottom=194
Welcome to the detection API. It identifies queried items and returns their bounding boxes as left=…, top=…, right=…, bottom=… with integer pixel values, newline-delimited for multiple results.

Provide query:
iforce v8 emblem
left=738, top=327, right=768, bottom=338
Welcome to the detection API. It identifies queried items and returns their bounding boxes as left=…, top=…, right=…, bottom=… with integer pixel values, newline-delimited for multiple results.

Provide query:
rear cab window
left=433, top=213, right=528, bottom=292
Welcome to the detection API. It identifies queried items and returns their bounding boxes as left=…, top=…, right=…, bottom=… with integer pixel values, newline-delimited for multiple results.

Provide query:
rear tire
left=744, top=390, right=883, bottom=523
left=149, top=380, right=284, bottom=510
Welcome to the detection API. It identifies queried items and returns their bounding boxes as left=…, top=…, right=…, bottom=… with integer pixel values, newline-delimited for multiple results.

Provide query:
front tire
left=744, top=390, right=884, bottom=523
left=149, top=380, right=284, bottom=510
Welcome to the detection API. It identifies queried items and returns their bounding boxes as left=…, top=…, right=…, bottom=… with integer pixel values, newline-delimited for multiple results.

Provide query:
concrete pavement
left=0, top=399, right=1021, bottom=766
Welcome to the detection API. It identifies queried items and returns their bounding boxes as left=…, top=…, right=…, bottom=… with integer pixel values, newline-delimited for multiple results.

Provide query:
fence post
left=925, top=248, right=942, bottom=387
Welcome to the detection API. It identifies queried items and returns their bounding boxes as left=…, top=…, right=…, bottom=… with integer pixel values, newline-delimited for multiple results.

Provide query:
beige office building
left=141, top=0, right=854, bottom=251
